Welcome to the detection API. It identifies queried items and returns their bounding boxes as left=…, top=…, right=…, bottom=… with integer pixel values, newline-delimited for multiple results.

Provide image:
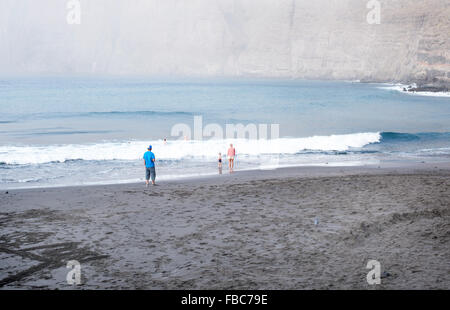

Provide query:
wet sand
left=1, top=163, right=449, bottom=289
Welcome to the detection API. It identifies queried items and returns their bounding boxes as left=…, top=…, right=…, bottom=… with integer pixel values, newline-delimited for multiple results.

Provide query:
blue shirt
left=143, top=151, right=155, bottom=168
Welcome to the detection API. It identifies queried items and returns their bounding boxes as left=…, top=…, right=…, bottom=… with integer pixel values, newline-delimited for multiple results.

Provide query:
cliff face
left=409, top=1, right=450, bottom=88
left=286, top=0, right=450, bottom=88
left=0, top=0, right=449, bottom=88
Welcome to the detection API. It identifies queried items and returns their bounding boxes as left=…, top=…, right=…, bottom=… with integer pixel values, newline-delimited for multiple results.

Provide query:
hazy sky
left=1, top=0, right=440, bottom=82
left=0, top=0, right=356, bottom=77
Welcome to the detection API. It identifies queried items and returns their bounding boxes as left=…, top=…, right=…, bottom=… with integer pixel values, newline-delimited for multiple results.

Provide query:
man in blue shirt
left=143, top=145, right=156, bottom=186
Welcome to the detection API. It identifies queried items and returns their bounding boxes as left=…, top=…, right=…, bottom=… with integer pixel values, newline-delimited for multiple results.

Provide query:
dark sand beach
left=1, top=163, right=449, bottom=289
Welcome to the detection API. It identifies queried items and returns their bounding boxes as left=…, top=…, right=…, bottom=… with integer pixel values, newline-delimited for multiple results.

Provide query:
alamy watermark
left=171, top=116, right=279, bottom=141
left=366, top=259, right=381, bottom=285
left=367, top=0, right=381, bottom=24
left=66, top=260, right=81, bottom=285
left=66, top=0, right=81, bottom=25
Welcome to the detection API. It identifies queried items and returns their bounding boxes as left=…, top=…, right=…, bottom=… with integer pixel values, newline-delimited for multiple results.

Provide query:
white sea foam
left=379, top=84, right=450, bottom=97
left=0, top=132, right=381, bottom=165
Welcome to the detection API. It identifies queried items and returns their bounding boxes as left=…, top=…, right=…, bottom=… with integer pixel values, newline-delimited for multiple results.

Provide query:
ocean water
left=1, top=77, right=450, bottom=189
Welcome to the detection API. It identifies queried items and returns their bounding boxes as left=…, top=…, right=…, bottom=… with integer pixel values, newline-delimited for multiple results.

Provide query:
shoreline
left=5, top=160, right=450, bottom=193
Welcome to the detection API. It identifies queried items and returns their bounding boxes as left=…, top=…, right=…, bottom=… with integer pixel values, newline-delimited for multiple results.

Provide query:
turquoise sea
left=1, top=77, right=449, bottom=188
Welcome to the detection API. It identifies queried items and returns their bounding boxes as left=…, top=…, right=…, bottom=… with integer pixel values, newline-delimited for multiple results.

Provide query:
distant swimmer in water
left=227, top=144, right=235, bottom=172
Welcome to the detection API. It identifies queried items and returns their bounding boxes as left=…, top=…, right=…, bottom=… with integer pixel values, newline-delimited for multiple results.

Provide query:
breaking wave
left=0, top=132, right=381, bottom=165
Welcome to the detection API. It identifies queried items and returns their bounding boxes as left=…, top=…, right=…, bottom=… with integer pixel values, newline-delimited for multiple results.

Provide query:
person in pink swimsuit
left=227, top=144, right=236, bottom=172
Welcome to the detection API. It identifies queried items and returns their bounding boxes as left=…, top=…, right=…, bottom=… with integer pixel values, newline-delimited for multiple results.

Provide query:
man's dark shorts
left=146, top=167, right=156, bottom=181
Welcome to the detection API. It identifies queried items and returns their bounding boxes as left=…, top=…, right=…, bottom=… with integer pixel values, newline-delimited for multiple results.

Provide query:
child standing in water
left=218, top=152, right=222, bottom=168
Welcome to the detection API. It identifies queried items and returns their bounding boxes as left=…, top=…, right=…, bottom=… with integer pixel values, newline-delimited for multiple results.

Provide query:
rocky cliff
left=0, top=0, right=448, bottom=88
left=287, top=0, right=450, bottom=89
